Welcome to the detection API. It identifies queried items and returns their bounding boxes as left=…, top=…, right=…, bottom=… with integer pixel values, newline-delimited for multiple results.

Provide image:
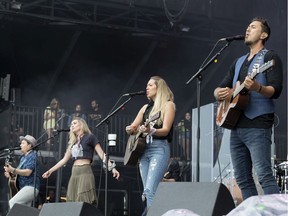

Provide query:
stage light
left=179, top=24, right=190, bottom=32
left=10, top=0, right=22, bottom=10
left=108, top=134, right=117, bottom=146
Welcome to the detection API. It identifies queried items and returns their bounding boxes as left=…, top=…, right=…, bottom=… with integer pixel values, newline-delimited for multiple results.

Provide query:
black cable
left=217, top=157, right=222, bottom=183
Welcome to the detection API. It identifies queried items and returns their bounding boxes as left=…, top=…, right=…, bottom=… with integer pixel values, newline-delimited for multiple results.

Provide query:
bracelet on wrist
left=13, top=168, right=16, bottom=174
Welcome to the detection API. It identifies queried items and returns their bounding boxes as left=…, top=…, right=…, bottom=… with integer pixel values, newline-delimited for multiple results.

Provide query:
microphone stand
left=95, top=96, right=133, bottom=216
left=186, top=42, right=230, bottom=182
left=31, top=132, right=61, bottom=207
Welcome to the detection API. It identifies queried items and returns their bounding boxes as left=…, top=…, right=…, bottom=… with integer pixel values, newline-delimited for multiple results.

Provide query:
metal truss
left=0, top=0, right=249, bottom=44
left=0, top=0, right=191, bottom=38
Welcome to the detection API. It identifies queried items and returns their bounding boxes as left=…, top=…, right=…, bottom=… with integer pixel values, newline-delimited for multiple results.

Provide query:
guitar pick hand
left=215, top=87, right=231, bottom=101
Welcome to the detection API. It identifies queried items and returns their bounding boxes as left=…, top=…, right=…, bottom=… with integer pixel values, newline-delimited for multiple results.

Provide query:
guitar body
left=124, top=111, right=161, bottom=166
left=5, top=156, right=19, bottom=198
left=124, top=134, right=146, bottom=166
left=216, top=60, right=274, bottom=129
left=216, top=81, right=250, bottom=129
left=8, top=174, right=18, bottom=198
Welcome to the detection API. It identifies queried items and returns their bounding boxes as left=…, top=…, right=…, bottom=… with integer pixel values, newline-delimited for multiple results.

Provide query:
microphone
left=4, top=147, right=21, bottom=151
left=220, top=35, right=245, bottom=42
left=53, top=129, right=70, bottom=132
left=123, top=91, right=146, bottom=97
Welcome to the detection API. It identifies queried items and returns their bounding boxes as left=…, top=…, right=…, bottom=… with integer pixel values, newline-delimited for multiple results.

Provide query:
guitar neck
left=233, top=82, right=245, bottom=98
left=135, top=120, right=152, bottom=139
left=232, top=60, right=274, bottom=99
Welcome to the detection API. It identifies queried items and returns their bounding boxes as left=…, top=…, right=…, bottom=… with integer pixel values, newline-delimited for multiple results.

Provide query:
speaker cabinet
left=7, top=204, right=40, bottom=216
left=147, top=182, right=235, bottom=216
left=39, top=202, right=103, bottom=216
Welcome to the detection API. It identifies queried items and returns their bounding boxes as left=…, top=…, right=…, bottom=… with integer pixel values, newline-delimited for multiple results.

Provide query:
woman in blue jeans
left=126, top=76, right=175, bottom=215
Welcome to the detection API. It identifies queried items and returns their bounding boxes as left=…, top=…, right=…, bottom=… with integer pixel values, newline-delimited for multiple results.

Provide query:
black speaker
left=39, top=202, right=103, bottom=216
left=147, top=182, right=235, bottom=216
left=7, top=204, right=40, bottom=216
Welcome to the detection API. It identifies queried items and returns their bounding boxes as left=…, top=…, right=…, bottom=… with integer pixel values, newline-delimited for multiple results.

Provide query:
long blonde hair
left=149, top=76, right=175, bottom=124
left=68, top=117, right=92, bottom=147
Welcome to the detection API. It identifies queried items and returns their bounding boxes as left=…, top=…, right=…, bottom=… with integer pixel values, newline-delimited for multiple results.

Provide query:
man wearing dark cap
left=4, top=135, right=40, bottom=210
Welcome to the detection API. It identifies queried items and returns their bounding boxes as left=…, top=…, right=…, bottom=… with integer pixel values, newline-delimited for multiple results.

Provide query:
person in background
left=177, top=112, right=192, bottom=160
left=4, top=135, right=40, bottom=210
left=10, top=112, right=25, bottom=146
left=214, top=17, right=282, bottom=200
left=42, top=117, right=120, bottom=205
left=126, top=76, right=175, bottom=216
left=89, top=99, right=102, bottom=122
left=46, top=189, right=56, bottom=203
left=67, top=104, right=87, bottom=127
left=162, top=158, right=181, bottom=182
left=35, top=194, right=44, bottom=210
left=43, top=98, right=63, bottom=151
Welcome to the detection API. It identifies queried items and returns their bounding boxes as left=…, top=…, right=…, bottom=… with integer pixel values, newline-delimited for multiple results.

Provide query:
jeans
left=230, top=128, right=279, bottom=200
left=139, top=139, right=170, bottom=208
left=9, top=186, right=39, bottom=209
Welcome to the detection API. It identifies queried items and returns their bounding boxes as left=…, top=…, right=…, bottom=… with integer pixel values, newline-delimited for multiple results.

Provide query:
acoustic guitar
left=124, top=111, right=161, bottom=166
left=216, top=60, right=274, bottom=129
left=5, top=156, right=18, bottom=198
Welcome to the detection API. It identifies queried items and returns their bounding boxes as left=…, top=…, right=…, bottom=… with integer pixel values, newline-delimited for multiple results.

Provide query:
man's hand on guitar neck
left=4, top=164, right=16, bottom=176
left=243, top=76, right=261, bottom=92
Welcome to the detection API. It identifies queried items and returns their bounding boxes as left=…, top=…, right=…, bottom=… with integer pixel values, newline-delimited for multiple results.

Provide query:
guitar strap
left=143, top=101, right=153, bottom=121
left=143, top=103, right=159, bottom=143
left=17, top=151, right=32, bottom=169
left=17, top=155, right=26, bottom=169
left=233, top=49, right=267, bottom=86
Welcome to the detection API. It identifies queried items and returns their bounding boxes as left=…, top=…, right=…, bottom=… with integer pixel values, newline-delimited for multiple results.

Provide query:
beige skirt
left=66, top=164, right=97, bottom=204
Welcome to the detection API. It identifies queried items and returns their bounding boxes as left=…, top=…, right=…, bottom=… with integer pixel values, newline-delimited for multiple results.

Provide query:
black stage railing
left=0, top=104, right=191, bottom=215
left=2, top=104, right=187, bottom=159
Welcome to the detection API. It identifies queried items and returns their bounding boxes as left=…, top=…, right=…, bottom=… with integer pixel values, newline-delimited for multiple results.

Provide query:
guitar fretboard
left=232, top=60, right=274, bottom=99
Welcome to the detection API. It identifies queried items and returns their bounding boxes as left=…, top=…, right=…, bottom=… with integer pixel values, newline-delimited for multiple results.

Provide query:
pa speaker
left=39, top=202, right=103, bottom=216
left=7, top=204, right=40, bottom=216
left=147, top=182, right=235, bottom=216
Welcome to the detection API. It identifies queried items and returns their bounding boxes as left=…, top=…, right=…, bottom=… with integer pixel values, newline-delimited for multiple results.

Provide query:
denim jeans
left=139, top=139, right=170, bottom=208
left=9, top=186, right=39, bottom=209
left=230, top=128, right=279, bottom=200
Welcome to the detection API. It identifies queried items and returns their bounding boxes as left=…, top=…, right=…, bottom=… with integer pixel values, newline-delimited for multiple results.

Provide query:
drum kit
left=274, top=161, right=288, bottom=194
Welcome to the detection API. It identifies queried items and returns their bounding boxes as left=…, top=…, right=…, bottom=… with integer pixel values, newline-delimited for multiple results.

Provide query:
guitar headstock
left=249, top=60, right=274, bottom=79
left=260, top=60, right=274, bottom=72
